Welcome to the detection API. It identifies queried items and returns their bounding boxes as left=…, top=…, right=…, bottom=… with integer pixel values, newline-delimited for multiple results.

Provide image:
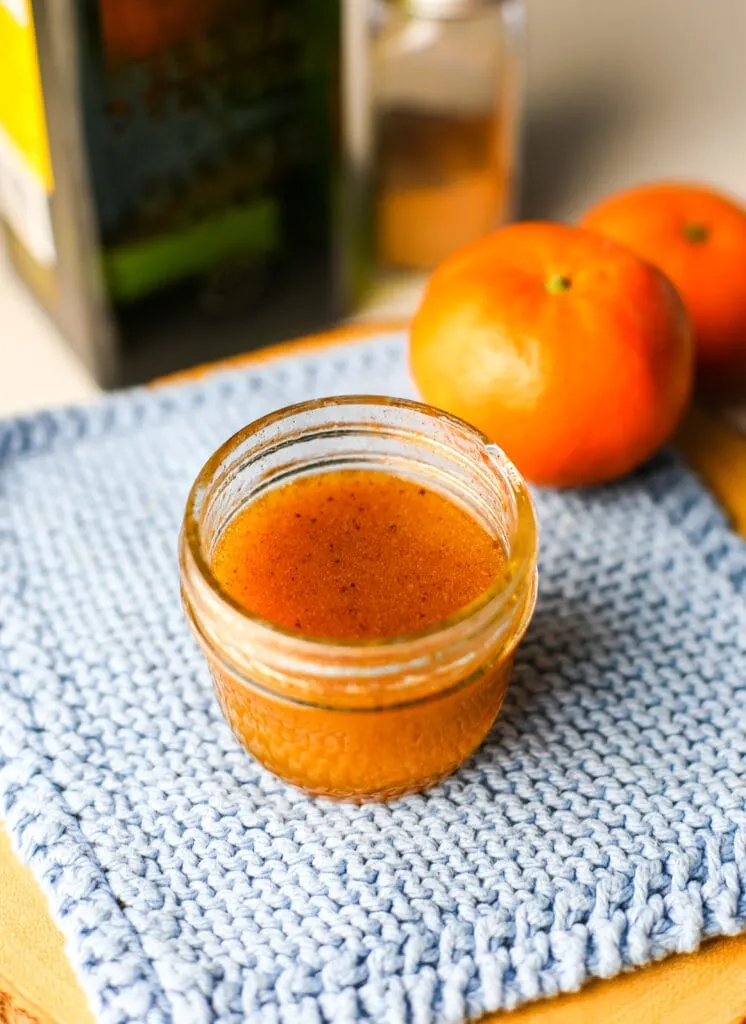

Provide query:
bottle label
left=0, top=0, right=56, bottom=265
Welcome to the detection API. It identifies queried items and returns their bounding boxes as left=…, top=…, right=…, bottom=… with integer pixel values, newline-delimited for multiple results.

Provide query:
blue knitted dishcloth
left=1, top=330, right=745, bottom=1024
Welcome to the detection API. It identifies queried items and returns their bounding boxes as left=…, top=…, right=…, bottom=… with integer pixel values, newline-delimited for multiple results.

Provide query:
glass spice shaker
left=371, top=0, right=525, bottom=272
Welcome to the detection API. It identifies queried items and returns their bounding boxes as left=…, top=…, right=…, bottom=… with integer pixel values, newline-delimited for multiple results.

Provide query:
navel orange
left=409, top=222, right=694, bottom=487
left=581, top=183, right=746, bottom=397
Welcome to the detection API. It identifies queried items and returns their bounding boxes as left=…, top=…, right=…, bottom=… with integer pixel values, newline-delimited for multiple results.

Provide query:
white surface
left=3, top=0, right=746, bottom=416
left=0, top=240, right=96, bottom=415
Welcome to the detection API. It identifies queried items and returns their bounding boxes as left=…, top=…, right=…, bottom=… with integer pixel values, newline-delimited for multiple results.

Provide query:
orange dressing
left=197, top=468, right=524, bottom=800
left=211, top=469, right=503, bottom=639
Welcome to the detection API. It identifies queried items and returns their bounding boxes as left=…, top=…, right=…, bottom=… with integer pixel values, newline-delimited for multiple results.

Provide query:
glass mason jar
left=179, top=397, right=538, bottom=802
left=370, top=0, right=526, bottom=272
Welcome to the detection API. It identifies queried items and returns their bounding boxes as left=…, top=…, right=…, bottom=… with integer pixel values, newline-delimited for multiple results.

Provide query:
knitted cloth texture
left=1, top=331, right=745, bottom=1024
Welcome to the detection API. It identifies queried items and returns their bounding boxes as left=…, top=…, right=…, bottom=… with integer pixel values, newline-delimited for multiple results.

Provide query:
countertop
left=3, top=0, right=746, bottom=416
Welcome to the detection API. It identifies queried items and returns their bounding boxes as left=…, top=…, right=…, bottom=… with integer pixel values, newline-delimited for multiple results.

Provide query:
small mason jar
left=371, top=0, right=526, bottom=271
left=179, top=397, right=538, bottom=802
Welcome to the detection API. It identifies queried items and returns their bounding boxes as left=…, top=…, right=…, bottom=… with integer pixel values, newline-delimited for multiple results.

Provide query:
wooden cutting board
left=3, top=323, right=746, bottom=1024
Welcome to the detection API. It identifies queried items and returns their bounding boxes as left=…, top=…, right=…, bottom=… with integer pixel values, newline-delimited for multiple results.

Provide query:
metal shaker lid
left=398, top=0, right=499, bottom=17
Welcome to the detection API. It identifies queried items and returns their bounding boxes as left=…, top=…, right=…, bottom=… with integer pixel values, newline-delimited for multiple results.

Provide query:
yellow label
left=0, top=0, right=53, bottom=191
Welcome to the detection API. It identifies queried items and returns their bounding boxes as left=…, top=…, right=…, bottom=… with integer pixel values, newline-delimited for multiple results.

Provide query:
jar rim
left=181, top=395, right=538, bottom=657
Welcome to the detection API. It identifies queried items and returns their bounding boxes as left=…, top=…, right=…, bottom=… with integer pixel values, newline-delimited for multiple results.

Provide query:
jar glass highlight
left=179, top=397, right=538, bottom=802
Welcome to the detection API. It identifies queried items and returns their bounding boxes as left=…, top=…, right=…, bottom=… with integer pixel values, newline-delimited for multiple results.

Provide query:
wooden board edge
left=153, top=319, right=410, bottom=387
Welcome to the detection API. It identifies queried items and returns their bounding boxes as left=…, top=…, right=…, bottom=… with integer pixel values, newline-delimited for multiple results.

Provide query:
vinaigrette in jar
left=180, top=397, right=538, bottom=801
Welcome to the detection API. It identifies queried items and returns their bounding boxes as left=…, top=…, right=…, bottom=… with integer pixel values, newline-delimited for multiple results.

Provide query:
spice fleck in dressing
left=211, top=469, right=504, bottom=639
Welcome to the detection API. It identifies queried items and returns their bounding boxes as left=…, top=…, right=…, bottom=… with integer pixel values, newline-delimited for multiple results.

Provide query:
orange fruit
left=581, top=183, right=746, bottom=397
left=409, top=222, right=694, bottom=487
